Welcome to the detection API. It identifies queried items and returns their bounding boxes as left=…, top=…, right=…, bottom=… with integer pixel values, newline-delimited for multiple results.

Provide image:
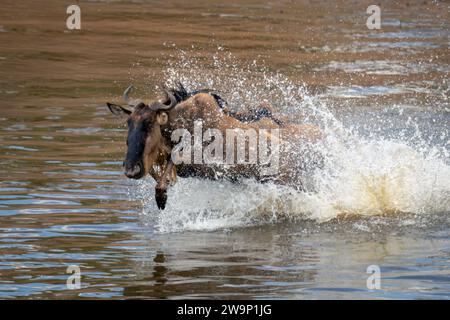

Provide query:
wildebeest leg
left=155, top=160, right=175, bottom=210
left=148, top=167, right=160, bottom=181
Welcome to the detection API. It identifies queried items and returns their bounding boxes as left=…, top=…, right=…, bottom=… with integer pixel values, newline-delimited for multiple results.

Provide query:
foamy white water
left=136, top=139, right=449, bottom=233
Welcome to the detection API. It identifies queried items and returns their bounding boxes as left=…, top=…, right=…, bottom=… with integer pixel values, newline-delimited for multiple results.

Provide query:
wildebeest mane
left=166, top=82, right=227, bottom=108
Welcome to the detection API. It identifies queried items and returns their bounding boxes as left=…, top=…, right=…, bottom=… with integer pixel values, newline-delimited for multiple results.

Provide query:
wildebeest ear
left=107, top=103, right=132, bottom=116
left=156, top=111, right=168, bottom=125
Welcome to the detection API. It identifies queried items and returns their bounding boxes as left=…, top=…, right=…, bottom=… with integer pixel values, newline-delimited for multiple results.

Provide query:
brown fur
left=166, top=93, right=323, bottom=185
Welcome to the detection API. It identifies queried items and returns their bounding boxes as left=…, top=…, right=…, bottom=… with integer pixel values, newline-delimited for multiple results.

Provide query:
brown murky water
left=0, top=0, right=449, bottom=299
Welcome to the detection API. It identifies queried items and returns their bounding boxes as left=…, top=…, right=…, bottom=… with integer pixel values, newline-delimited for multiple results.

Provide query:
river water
left=0, top=0, right=449, bottom=299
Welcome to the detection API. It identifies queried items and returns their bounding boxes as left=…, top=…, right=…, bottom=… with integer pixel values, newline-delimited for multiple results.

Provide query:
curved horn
left=164, top=90, right=177, bottom=108
left=123, top=85, right=146, bottom=108
left=123, top=85, right=134, bottom=104
left=150, top=89, right=178, bottom=111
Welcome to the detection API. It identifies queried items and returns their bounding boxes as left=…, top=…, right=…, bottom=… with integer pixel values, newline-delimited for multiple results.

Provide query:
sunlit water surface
left=0, top=0, right=449, bottom=299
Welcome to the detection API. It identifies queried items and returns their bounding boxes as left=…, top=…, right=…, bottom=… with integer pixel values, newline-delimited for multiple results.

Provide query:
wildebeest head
left=107, top=86, right=177, bottom=179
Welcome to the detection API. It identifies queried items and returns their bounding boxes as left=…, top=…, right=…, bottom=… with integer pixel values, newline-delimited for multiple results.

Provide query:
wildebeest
left=107, top=84, right=322, bottom=209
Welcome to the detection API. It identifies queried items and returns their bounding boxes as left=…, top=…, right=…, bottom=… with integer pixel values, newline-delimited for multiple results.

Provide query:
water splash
left=132, top=49, right=449, bottom=233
